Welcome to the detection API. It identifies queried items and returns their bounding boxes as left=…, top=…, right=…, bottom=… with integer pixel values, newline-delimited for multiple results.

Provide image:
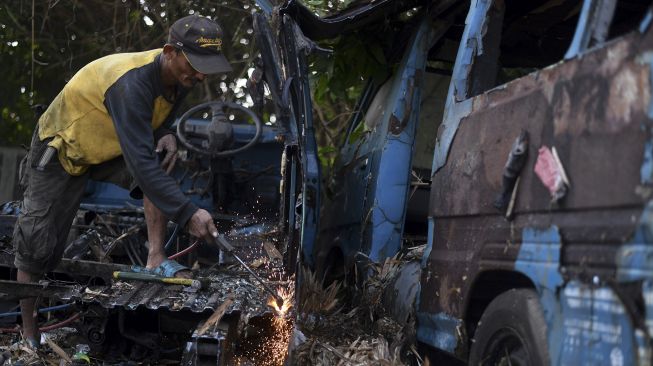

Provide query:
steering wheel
left=176, top=101, right=263, bottom=157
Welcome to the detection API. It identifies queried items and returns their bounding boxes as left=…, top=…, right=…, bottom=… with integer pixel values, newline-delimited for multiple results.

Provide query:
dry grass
left=291, top=249, right=426, bottom=366
left=295, top=336, right=404, bottom=366
left=297, top=266, right=342, bottom=316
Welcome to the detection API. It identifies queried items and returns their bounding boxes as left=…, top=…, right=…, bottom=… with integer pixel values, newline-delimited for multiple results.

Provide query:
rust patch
left=389, top=114, right=404, bottom=135
left=388, top=76, right=415, bottom=135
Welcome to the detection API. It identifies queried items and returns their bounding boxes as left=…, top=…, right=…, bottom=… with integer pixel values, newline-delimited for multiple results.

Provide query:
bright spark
left=236, top=284, right=295, bottom=365
left=268, top=286, right=294, bottom=317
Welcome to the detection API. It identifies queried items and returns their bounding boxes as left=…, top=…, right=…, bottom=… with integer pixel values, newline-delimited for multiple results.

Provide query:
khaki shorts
left=13, top=129, right=135, bottom=275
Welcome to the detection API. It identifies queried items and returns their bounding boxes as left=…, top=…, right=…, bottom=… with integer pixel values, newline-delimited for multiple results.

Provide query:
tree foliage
left=308, top=16, right=410, bottom=172
left=0, top=0, right=405, bottom=182
left=0, top=0, right=262, bottom=147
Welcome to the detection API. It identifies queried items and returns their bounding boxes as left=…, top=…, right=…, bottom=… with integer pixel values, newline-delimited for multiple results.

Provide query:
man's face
left=170, top=49, right=206, bottom=88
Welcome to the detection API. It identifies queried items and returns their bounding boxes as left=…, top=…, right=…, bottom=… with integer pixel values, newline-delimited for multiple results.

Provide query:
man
left=13, top=14, right=230, bottom=347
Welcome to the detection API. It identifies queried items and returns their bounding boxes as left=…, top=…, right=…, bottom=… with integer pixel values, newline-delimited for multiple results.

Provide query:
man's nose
left=195, top=72, right=206, bottom=82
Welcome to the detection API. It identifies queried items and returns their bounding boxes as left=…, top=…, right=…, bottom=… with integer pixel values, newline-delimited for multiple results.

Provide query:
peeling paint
left=432, top=0, right=493, bottom=175
left=415, top=311, right=462, bottom=353
left=558, top=282, right=637, bottom=366
left=514, top=226, right=564, bottom=364
left=515, top=226, right=564, bottom=291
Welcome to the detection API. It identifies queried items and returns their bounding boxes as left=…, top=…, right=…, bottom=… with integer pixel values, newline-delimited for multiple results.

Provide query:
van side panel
left=418, top=28, right=653, bottom=363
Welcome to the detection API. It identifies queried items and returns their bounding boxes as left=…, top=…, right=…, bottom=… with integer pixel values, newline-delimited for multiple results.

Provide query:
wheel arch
left=464, top=269, right=537, bottom=345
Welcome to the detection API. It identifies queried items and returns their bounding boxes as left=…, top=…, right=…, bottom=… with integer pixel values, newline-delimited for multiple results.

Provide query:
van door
left=253, top=1, right=321, bottom=273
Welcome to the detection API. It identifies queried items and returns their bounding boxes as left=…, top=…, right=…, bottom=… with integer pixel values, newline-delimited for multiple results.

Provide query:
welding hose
left=167, top=240, right=199, bottom=260
left=0, top=303, right=73, bottom=318
left=0, top=312, right=81, bottom=333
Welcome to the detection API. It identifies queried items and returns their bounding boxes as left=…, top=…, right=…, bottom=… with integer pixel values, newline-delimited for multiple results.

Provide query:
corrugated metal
left=78, top=270, right=275, bottom=316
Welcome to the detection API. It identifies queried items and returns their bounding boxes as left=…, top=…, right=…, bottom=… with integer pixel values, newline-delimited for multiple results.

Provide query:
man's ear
left=162, top=44, right=177, bottom=59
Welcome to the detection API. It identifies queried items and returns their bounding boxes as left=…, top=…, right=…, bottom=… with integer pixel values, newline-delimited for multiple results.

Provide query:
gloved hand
left=155, top=134, right=178, bottom=174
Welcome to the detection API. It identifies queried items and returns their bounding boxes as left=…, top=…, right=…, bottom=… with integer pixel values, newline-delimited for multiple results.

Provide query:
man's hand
left=187, top=208, right=219, bottom=244
left=155, top=134, right=178, bottom=174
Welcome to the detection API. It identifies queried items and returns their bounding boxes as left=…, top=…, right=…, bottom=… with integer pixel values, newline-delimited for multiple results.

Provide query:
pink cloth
left=534, top=146, right=565, bottom=199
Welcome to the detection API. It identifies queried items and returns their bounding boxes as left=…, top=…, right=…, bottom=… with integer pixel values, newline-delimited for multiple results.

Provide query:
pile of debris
left=289, top=247, right=425, bottom=365
left=0, top=327, right=84, bottom=365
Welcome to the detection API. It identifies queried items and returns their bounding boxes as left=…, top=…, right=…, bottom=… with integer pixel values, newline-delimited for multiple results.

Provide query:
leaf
left=44, top=335, right=71, bottom=363
left=348, top=121, right=366, bottom=144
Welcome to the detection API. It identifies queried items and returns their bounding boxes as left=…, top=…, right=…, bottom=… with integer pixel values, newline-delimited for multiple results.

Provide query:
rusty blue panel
left=514, top=216, right=653, bottom=365
left=431, top=0, right=490, bottom=175
left=617, top=202, right=653, bottom=281
left=617, top=203, right=653, bottom=362
left=364, top=17, right=436, bottom=262
left=515, top=226, right=564, bottom=291
left=416, top=311, right=462, bottom=353
left=514, top=226, right=565, bottom=364
left=557, top=282, right=638, bottom=366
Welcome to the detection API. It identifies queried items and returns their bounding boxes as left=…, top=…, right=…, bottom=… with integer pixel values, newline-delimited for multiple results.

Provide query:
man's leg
left=91, top=157, right=191, bottom=278
left=143, top=196, right=191, bottom=278
left=17, top=270, right=38, bottom=344
left=13, top=131, right=88, bottom=344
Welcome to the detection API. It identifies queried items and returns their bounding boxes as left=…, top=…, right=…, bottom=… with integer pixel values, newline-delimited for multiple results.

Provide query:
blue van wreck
left=263, top=0, right=653, bottom=364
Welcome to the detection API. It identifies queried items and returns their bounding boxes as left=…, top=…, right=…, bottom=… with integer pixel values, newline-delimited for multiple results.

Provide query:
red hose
left=167, top=240, right=199, bottom=260
left=0, top=312, right=81, bottom=333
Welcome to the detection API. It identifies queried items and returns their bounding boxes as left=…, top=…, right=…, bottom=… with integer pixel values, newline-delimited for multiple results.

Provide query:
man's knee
left=13, top=208, right=57, bottom=276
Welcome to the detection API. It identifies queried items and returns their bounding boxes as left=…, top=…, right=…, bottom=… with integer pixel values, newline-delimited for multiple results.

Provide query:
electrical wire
left=0, top=313, right=80, bottom=333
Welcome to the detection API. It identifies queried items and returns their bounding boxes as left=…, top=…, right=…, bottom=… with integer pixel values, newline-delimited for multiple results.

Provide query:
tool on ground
left=113, top=271, right=204, bottom=290
left=214, top=234, right=284, bottom=308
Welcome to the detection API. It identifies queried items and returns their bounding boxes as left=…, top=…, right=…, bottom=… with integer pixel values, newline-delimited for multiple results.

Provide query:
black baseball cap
left=168, top=15, right=232, bottom=74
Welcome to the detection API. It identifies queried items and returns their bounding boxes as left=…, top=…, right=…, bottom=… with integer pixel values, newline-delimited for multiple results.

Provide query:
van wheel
left=469, top=288, right=549, bottom=366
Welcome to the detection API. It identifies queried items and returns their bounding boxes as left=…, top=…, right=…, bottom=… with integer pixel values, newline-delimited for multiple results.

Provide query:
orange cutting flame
left=268, top=286, right=294, bottom=317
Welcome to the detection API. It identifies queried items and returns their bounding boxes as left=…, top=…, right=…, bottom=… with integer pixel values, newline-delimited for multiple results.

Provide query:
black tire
left=469, top=288, right=550, bottom=366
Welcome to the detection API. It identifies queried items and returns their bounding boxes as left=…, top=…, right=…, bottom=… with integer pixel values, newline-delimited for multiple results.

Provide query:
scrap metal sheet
left=77, top=270, right=274, bottom=316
